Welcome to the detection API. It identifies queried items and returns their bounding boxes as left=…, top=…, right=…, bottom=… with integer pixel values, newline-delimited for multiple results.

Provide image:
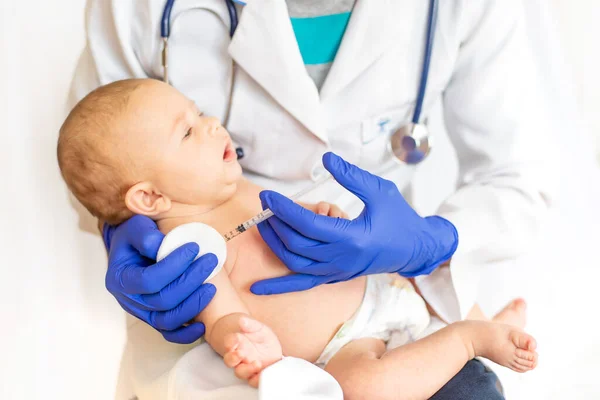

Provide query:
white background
left=550, top=0, right=600, bottom=162
left=1, top=1, right=599, bottom=399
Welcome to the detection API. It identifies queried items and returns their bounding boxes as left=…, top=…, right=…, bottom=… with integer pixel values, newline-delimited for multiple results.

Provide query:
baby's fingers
left=248, top=373, right=260, bottom=388
left=316, top=202, right=331, bottom=216
left=326, top=203, right=347, bottom=218
left=336, top=206, right=349, bottom=219
left=234, top=360, right=262, bottom=381
left=316, top=202, right=348, bottom=218
left=224, top=350, right=242, bottom=368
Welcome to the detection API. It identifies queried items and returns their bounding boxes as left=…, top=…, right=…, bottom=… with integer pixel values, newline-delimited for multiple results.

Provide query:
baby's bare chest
left=224, top=228, right=366, bottom=360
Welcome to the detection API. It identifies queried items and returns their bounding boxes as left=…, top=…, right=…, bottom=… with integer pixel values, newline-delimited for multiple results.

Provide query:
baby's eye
left=184, top=128, right=192, bottom=139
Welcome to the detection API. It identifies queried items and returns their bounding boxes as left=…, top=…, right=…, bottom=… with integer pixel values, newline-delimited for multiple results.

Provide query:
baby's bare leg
left=325, top=326, right=473, bottom=400
left=413, top=274, right=526, bottom=328
left=466, top=299, right=527, bottom=328
left=465, top=303, right=488, bottom=321
left=491, top=298, right=527, bottom=327
left=325, top=321, right=537, bottom=400
left=325, top=338, right=387, bottom=398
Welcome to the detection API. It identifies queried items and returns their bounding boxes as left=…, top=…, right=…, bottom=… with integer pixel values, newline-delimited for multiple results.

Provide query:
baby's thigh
left=324, top=338, right=386, bottom=400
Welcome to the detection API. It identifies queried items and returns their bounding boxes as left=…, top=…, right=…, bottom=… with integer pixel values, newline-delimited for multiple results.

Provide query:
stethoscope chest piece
left=389, top=123, right=432, bottom=165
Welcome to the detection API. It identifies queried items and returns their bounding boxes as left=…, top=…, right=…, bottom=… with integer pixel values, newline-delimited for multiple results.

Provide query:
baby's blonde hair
left=57, top=79, right=145, bottom=225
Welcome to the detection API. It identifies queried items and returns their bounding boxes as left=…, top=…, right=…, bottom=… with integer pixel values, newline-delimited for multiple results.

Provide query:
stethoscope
left=161, top=0, right=438, bottom=165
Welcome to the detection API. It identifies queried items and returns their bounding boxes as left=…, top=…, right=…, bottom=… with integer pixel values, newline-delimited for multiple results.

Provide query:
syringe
left=223, top=172, right=333, bottom=242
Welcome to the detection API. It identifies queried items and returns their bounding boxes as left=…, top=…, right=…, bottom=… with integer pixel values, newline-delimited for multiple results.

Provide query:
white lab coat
left=70, top=0, right=557, bottom=398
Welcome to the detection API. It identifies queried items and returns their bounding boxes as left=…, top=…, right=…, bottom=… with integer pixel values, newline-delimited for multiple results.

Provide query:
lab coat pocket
left=360, top=109, right=411, bottom=169
left=360, top=109, right=417, bottom=190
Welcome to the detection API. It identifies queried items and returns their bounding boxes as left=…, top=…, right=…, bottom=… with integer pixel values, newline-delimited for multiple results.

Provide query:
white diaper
left=315, top=274, right=431, bottom=368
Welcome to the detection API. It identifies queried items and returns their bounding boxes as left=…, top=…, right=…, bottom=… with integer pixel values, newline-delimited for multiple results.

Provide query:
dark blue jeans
left=429, top=359, right=504, bottom=400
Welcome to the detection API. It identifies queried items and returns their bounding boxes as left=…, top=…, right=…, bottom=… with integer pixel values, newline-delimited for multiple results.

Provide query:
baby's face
left=124, top=80, right=242, bottom=208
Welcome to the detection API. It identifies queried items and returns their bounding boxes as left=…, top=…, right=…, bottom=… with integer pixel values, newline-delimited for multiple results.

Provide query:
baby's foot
left=472, top=321, right=538, bottom=373
left=492, top=298, right=527, bottom=328
left=223, top=316, right=283, bottom=388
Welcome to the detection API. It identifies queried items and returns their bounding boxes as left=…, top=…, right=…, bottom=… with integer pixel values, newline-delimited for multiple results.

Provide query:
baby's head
left=57, top=79, right=242, bottom=225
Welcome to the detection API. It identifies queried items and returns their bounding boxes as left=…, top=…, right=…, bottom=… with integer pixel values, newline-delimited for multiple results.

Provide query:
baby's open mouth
left=223, top=139, right=237, bottom=162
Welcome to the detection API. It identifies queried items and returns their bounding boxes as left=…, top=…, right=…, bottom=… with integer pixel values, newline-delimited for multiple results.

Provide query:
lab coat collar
left=229, top=0, right=326, bottom=142
left=320, top=0, right=411, bottom=101
left=229, top=0, right=410, bottom=142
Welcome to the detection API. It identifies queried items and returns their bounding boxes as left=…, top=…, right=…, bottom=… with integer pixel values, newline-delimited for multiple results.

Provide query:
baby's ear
left=125, top=182, right=171, bottom=217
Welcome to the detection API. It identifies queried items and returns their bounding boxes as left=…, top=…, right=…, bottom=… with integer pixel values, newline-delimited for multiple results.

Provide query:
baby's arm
left=197, top=271, right=282, bottom=385
left=198, top=270, right=249, bottom=353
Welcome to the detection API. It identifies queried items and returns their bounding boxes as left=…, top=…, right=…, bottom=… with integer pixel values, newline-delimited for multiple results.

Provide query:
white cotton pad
left=156, top=222, right=227, bottom=282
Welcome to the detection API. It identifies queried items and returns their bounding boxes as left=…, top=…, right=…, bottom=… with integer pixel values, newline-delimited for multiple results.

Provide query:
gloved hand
left=103, top=215, right=217, bottom=344
left=251, top=152, right=458, bottom=295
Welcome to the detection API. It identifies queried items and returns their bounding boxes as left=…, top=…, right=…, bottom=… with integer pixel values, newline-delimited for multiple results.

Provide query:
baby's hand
left=302, top=201, right=349, bottom=219
left=223, top=316, right=283, bottom=388
left=315, top=201, right=348, bottom=218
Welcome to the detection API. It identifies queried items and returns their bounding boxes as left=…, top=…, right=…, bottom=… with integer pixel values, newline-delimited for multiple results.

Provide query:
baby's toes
left=514, top=348, right=538, bottom=371
left=510, top=330, right=537, bottom=351
left=234, top=360, right=262, bottom=381
left=525, top=335, right=537, bottom=351
left=508, top=360, right=527, bottom=373
left=516, top=348, right=536, bottom=363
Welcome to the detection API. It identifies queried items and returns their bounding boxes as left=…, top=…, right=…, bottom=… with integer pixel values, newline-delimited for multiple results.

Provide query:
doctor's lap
left=68, top=0, right=555, bottom=398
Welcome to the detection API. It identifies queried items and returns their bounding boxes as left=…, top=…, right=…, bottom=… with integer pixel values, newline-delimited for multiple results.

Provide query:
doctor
left=71, top=0, right=554, bottom=398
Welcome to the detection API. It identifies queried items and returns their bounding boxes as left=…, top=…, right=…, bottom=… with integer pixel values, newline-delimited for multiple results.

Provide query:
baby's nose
left=206, top=117, right=222, bottom=137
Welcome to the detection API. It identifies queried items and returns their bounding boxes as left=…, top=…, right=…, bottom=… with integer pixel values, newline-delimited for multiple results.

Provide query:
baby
left=57, top=79, right=537, bottom=399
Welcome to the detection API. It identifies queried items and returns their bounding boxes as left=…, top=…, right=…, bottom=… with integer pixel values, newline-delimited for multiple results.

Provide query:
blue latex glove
left=103, top=215, right=217, bottom=344
left=251, top=152, right=458, bottom=295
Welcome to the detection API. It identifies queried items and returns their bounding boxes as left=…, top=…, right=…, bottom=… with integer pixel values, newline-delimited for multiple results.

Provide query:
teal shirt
left=286, top=0, right=356, bottom=91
